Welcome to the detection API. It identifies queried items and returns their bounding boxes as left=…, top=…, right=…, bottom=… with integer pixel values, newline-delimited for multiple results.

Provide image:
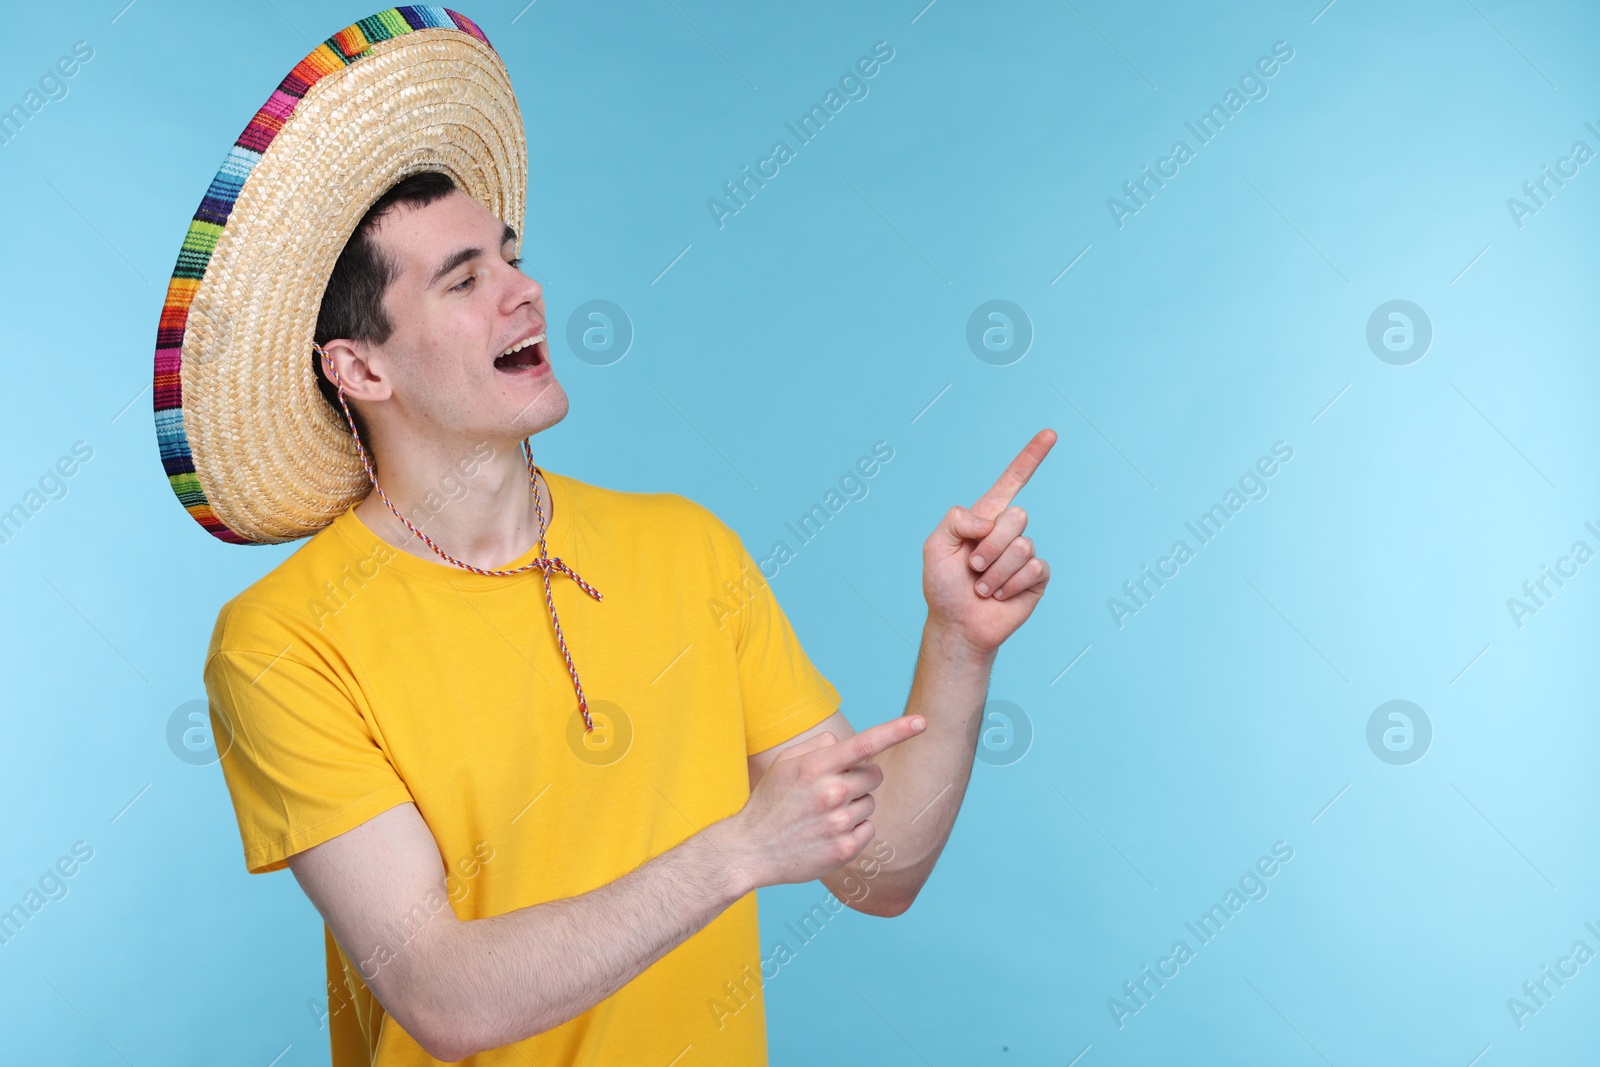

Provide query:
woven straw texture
left=154, top=7, right=526, bottom=544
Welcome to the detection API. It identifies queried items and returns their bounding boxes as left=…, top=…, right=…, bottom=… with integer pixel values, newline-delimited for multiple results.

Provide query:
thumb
left=937, top=506, right=995, bottom=547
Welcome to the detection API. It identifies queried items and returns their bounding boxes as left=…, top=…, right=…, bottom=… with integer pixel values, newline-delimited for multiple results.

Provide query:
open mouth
left=494, top=332, right=547, bottom=372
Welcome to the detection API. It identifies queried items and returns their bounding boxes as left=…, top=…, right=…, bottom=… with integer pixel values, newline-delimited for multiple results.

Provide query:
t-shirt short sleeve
left=204, top=641, right=415, bottom=875
left=707, top=516, right=842, bottom=756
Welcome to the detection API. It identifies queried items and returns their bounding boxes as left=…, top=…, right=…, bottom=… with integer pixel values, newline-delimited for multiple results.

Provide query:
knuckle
left=1005, top=505, right=1027, bottom=524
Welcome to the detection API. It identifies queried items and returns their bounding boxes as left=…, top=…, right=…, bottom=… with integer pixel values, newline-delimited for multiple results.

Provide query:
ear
left=317, top=339, right=391, bottom=404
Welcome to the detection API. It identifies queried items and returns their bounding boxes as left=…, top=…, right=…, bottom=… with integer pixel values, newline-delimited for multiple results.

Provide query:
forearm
left=822, top=617, right=996, bottom=915
left=421, top=817, right=753, bottom=1059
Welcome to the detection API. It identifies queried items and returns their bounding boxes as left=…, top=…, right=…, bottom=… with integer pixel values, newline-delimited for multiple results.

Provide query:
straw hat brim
left=154, top=7, right=526, bottom=544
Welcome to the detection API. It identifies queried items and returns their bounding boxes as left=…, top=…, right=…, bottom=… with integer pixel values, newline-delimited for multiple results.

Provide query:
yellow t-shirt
left=202, top=466, right=841, bottom=1065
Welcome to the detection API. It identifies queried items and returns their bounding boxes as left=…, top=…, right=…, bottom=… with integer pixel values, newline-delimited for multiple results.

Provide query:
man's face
left=361, top=189, right=566, bottom=446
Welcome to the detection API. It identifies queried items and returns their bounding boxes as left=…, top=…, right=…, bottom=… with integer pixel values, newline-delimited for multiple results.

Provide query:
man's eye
left=454, top=257, right=521, bottom=292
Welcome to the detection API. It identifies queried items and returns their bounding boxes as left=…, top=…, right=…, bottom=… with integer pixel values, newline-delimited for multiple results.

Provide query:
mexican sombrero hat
left=152, top=7, right=525, bottom=544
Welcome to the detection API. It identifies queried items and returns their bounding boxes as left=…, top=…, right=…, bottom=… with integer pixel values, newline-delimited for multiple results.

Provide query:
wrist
left=699, top=814, right=763, bottom=906
left=923, top=616, right=997, bottom=666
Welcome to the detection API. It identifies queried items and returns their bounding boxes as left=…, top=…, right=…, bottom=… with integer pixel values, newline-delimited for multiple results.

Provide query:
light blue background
left=1, top=0, right=1597, bottom=1063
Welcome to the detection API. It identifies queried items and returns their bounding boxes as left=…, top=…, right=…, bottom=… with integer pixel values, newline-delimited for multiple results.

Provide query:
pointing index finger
left=971, top=428, right=1057, bottom=520
left=809, top=715, right=926, bottom=775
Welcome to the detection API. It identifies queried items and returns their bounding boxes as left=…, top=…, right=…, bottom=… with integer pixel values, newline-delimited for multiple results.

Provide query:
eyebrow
left=425, top=223, right=519, bottom=291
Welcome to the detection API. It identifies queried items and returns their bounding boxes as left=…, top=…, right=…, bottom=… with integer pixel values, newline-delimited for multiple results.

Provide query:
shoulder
left=206, top=511, right=378, bottom=662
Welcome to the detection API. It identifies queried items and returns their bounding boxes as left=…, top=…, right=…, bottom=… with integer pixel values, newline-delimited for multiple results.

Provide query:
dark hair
left=313, top=170, right=460, bottom=441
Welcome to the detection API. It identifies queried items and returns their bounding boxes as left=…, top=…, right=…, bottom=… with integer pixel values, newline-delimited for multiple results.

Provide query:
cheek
left=390, top=347, right=468, bottom=420
left=417, top=322, right=485, bottom=388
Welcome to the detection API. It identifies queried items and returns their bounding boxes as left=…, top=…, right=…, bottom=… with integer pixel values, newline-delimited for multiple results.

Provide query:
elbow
left=407, top=1001, right=478, bottom=1063
left=849, top=885, right=918, bottom=918
left=415, top=998, right=515, bottom=1063
left=417, top=1004, right=550, bottom=1061
left=390, top=935, right=488, bottom=1061
left=416, top=1028, right=469, bottom=1064
left=404, top=952, right=553, bottom=1060
left=408, top=981, right=516, bottom=1062
left=834, top=858, right=931, bottom=917
left=853, top=900, right=910, bottom=918
left=881, top=891, right=918, bottom=918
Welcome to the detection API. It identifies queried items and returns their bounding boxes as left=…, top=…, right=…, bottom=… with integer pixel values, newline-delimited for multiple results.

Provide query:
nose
left=505, top=259, right=542, bottom=308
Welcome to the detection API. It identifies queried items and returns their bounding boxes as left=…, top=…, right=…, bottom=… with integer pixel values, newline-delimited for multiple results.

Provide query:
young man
left=156, top=10, right=1053, bottom=1065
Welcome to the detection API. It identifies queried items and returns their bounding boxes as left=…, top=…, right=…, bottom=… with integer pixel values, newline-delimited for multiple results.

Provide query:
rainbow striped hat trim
left=152, top=7, right=525, bottom=544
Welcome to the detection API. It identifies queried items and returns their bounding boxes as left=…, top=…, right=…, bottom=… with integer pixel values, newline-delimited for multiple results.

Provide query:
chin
left=506, top=380, right=569, bottom=440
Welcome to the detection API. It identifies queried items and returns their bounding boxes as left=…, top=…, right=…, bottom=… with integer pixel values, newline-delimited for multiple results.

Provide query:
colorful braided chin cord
left=313, top=343, right=604, bottom=731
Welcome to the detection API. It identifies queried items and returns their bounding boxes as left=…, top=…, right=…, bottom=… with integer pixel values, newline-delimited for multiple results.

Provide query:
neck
left=353, top=432, right=553, bottom=570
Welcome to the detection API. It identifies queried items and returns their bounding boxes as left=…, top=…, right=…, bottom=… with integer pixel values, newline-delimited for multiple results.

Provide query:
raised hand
left=923, top=428, right=1056, bottom=654
left=724, top=715, right=927, bottom=891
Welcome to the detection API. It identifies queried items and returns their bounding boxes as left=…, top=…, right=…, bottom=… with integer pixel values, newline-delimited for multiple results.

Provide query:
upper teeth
left=500, top=333, right=544, bottom=357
